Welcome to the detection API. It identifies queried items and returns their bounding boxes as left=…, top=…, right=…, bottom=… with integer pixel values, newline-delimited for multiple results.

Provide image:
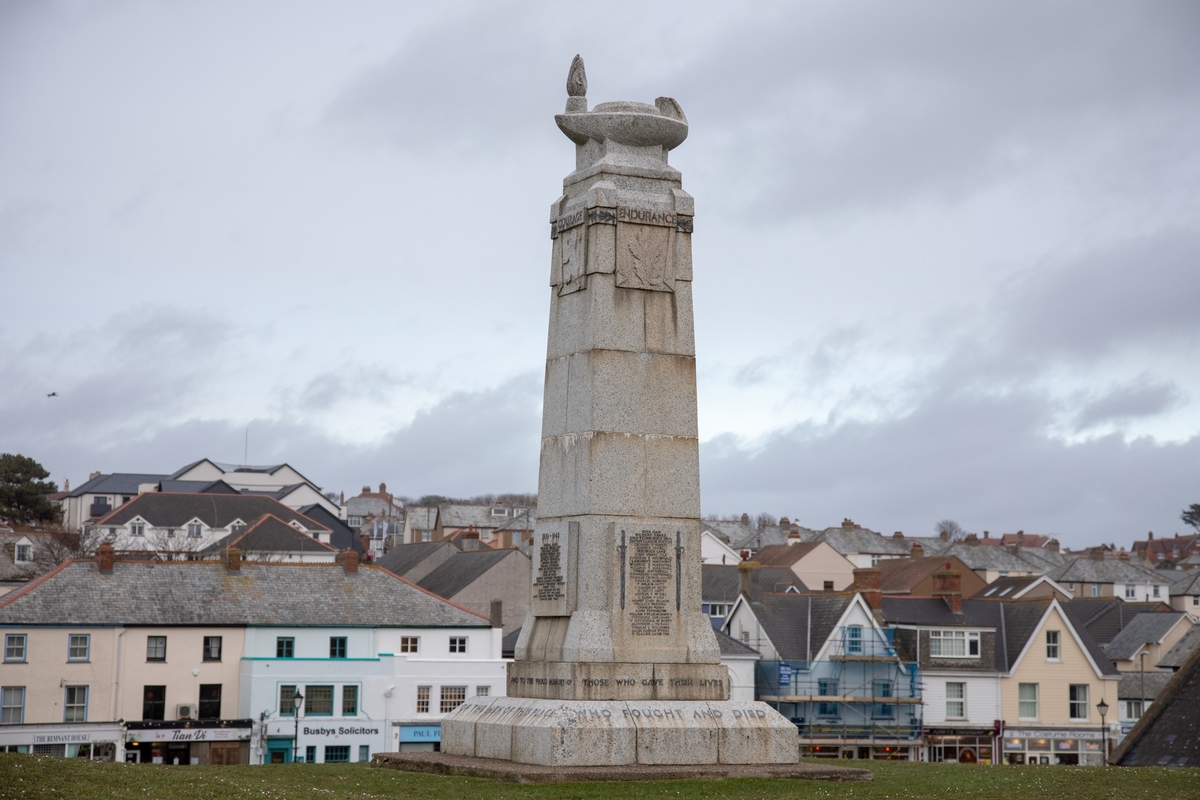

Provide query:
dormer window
left=130, top=522, right=146, bottom=537
left=929, top=630, right=980, bottom=657
left=186, top=522, right=203, bottom=538
left=490, top=507, right=509, bottom=517
left=14, top=544, right=32, bottom=563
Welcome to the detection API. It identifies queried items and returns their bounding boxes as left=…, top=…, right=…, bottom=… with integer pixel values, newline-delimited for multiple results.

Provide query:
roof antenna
left=244, top=425, right=249, bottom=468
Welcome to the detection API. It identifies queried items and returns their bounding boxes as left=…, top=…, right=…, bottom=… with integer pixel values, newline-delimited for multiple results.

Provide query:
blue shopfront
left=399, top=724, right=441, bottom=753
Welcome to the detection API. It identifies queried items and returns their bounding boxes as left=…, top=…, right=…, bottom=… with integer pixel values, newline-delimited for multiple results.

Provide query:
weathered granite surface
left=440, top=697, right=802, bottom=766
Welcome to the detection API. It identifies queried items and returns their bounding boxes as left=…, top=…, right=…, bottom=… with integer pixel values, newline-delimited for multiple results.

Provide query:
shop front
left=263, top=718, right=385, bottom=764
left=1002, top=728, right=1104, bottom=766
left=124, top=721, right=253, bottom=765
left=925, top=727, right=996, bottom=764
left=398, top=723, right=441, bottom=753
left=0, top=722, right=122, bottom=760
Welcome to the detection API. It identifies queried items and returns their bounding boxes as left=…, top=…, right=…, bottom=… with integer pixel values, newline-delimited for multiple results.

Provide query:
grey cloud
left=700, top=387, right=1200, bottom=546
left=1074, top=380, right=1183, bottom=431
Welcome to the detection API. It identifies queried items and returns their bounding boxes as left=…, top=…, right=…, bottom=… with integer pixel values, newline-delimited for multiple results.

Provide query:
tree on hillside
left=1183, top=504, right=1200, bottom=531
left=0, top=453, right=61, bottom=525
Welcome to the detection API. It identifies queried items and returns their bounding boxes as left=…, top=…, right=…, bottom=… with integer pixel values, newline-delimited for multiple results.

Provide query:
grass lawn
left=1, top=755, right=1198, bottom=800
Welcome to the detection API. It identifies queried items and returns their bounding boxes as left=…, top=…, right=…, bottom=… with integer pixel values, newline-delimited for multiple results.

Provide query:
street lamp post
left=1097, top=698, right=1109, bottom=767
left=293, top=690, right=304, bottom=763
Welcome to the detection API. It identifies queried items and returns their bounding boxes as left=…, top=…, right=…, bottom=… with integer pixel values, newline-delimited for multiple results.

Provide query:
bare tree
left=755, top=512, right=778, bottom=530
left=935, top=519, right=967, bottom=541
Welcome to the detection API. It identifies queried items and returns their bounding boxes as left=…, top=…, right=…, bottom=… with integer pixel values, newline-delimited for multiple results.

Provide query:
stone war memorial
left=435, top=56, right=803, bottom=770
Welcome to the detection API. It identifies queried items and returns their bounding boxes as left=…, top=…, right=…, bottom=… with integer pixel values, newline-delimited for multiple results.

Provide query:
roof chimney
left=964, top=533, right=980, bottom=546
left=741, top=513, right=750, bottom=524
left=787, top=527, right=801, bottom=543
left=339, top=548, right=359, bottom=574
left=89, top=471, right=101, bottom=481
left=933, top=562, right=963, bottom=613
left=737, top=561, right=760, bottom=603
left=360, top=534, right=371, bottom=558
left=1047, top=538, right=1060, bottom=553
left=64, top=478, right=70, bottom=492
left=853, top=567, right=883, bottom=611
left=461, top=531, right=481, bottom=551
left=490, top=599, right=503, bottom=628
left=780, top=516, right=790, bottom=528
left=1089, top=547, right=1105, bottom=561
left=222, top=548, right=241, bottom=572
left=842, top=518, right=856, bottom=530
left=911, top=542, right=924, bottom=558
left=379, top=482, right=387, bottom=494
left=1148, top=531, right=1154, bottom=540
left=96, top=542, right=114, bottom=572
left=362, top=485, right=370, bottom=494
left=983, top=530, right=990, bottom=539
left=1007, top=543, right=1020, bottom=556
left=892, top=531, right=904, bottom=540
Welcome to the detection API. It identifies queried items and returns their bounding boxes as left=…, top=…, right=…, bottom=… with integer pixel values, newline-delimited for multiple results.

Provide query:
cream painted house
left=752, top=540, right=857, bottom=591
left=999, top=601, right=1120, bottom=765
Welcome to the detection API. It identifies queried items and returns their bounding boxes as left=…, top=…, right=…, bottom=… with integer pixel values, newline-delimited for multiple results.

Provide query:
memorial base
left=440, top=696, right=800, bottom=766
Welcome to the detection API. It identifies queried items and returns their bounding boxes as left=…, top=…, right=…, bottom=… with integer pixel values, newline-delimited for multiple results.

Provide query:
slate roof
left=1013, top=547, right=1069, bottom=570
left=934, top=542, right=1042, bottom=573
left=972, top=575, right=1068, bottom=599
left=1158, top=626, right=1200, bottom=670
left=715, top=628, right=760, bottom=657
left=376, top=541, right=458, bottom=577
left=94, top=493, right=330, bottom=534
left=1114, top=639, right=1200, bottom=767
left=199, top=514, right=338, bottom=557
left=415, top=548, right=525, bottom=600
left=405, top=506, right=439, bottom=531
left=705, top=519, right=756, bottom=546
left=439, top=504, right=535, bottom=531
left=1062, top=599, right=1172, bottom=646
left=0, top=559, right=489, bottom=627
left=748, top=592, right=856, bottom=662
left=65, top=473, right=169, bottom=498
left=752, top=542, right=823, bottom=568
left=1169, top=571, right=1200, bottom=596
left=1104, top=613, right=1190, bottom=661
left=1049, top=558, right=1170, bottom=586
left=702, top=564, right=806, bottom=604
left=296, top=504, right=361, bottom=554
left=502, top=626, right=521, bottom=658
left=814, top=527, right=909, bottom=557
left=158, top=480, right=241, bottom=494
left=1118, top=671, right=1175, bottom=701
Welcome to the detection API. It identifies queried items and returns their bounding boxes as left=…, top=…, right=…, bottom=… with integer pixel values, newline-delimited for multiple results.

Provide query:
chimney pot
left=489, top=599, right=503, bottom=628
left=911, top=542, right=924, bottom=558
left=932, top=565, right=963, bottom=613
left=97, top=542, right=114, bottom=572
left=89, top=470, right=101, bottom=481
left=738, top=561, right=760, bottom=603
left=362, top=485, right=370, bottom=494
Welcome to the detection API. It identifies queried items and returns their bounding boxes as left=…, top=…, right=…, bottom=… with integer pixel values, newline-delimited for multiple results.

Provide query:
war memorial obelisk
left=440, top=57, right=798, bottom=766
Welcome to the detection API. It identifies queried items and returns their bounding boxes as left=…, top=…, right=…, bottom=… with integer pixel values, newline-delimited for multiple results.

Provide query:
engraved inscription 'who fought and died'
left=627, top=530, right=673, bottom=636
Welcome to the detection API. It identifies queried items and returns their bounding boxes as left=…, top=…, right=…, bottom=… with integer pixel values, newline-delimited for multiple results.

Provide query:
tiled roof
left=416, top=548, right=526, bottom=600
left=1114, top=637, right=1200, bottom=767
left=1061, top=599, right=1170, bottom=647
left=752, top=542, right=822, bottom=568
left=971, top=575, right=1068, bottom=599
left=296, top=504, right=362, bottom=554
left=199, top=514, right=338, bottom=557
left=158, top=480, right=240, bottom=494
left=0, top=559, right=489, bottom=627
left=1158, top=626, right=1200, bottom=670
left=882, top=597, right=1007, bottom=671
left=749, top=592, right=856, bottom=662
left=1117, top=671, right=1174, bottom=701
left=701, top=564, right=806, bottom=604
left=1049, top=558, right=1170, bottom=586
left=878, top=555, right=970, bottom=593
left=94, top=493, right=330, bottom=534
left=405, top=507, right=439, bottom=531
left=814, top=527, right=909, bottom=557
left=439, top=504, right=535, bottom=531
left=935, top=542, right=1043, bottom=573
left=715, top=628, right=760, bottom=657
left=1169, top=571, right=1200, bottom=596
left=376, top=541, right=458, bottom=577
left=1104, top=613, right=1189, bottom=661
left=65, top=473, right=169, bottom=498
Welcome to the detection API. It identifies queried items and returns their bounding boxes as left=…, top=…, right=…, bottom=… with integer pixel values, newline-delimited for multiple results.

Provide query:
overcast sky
left=2, top=1, right=1198, bottom=547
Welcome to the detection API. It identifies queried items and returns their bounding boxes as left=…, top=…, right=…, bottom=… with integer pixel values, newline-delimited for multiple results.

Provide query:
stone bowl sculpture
left=554, top=55, right=688, bottom=150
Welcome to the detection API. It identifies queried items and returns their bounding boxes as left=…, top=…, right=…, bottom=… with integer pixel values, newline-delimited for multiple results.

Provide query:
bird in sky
left=47, top=392, right=58, bottom=397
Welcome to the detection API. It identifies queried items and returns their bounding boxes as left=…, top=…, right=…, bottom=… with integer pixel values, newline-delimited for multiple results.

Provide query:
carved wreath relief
left=557, top=226, right=587, bottom=296
left=616, top=223, right=673, bottom=292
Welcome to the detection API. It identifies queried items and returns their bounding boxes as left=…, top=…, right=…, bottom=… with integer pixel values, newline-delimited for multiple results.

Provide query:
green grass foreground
left=0, top=754, right=1197, bottom=800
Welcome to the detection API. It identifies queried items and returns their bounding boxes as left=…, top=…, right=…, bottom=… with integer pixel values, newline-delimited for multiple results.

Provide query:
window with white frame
left=449, top=637, right=467, bottom=654
left=476, top=686, right=490, bottom=697
left=1, top=686, right=25, bottom=724
left=1152, top=585, right=1160, bottom=598
left=945, top=682, right=965, bottom=718
left=63, top=686, right=88, bottom=722
left=187, top=522, right=203, bottom=538
left=701, top=603, right=731, bottom=622
left=440, top=686, right=466, bottom=713
left=1069, top=684, right=1089, bottom=719
left=4, top=634, right=27, bottom=663
left=1125, top=699, right=1144, bottom=719
left=130, top=522, right=145, bottom=537
left=1091, top=584, right=1101, bottom=597
left=68, top=634, right=90, bottom=662
left=870, top=555, right=882, bottom=566
left=1045, top=630, right=1060, bottom=660
left=14, top=544, right=32, bottom=563
left=1019, top=683, right=1038, bottom=719
left=1124, top=584, right=1136, bottom=599
left=490, top=507, right=508, bottom=517
left=845, top=626, right=863, bottom=654
left=929, top=630, right=980, bottom=657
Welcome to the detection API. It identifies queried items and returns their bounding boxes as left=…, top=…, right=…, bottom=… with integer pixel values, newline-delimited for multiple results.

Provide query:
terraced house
left=0, top=544, right=504, bottom=764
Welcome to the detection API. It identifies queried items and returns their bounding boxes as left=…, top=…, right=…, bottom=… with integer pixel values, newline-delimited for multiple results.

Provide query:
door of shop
left=210, top=743, right=241, bottom=765
left=267, top=740, right=292, bottom=764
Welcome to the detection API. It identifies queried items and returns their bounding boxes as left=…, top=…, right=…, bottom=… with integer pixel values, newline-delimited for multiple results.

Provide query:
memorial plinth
left=441, top=56, right=798, bottom=766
